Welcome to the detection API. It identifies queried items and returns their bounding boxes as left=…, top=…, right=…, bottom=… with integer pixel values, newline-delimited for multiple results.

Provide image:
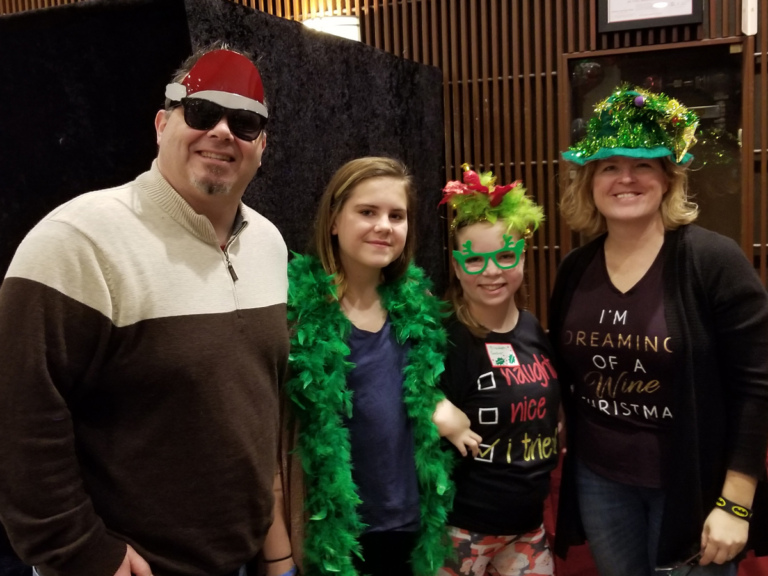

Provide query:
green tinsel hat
left=562, top=84, right=699, bottom=165
left=439, top=164, right=544, bottom=237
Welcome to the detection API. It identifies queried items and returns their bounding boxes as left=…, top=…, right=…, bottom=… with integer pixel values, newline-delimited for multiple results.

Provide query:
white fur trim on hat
left=164, top=83, right=268, bottom=118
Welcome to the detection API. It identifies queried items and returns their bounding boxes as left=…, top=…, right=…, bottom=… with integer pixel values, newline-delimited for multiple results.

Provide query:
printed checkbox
left=474, top=440, right=498, bottom=463
left=477, top=371, right=496, bottom=391
left=478, top=407, right=498, bottom=425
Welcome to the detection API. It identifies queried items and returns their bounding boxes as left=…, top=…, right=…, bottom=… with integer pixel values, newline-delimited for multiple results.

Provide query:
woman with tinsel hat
left=436, top=167, right=561, bottom=576
left=550, top=86, right=768, bottom=575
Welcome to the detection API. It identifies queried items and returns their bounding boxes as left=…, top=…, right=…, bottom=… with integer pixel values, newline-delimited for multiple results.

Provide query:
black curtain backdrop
left=0, top=0, right=192, bottom=280
left=0, top=0, right=447, bottom=290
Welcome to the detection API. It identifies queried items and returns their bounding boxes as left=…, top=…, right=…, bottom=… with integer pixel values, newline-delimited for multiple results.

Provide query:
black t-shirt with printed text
left=442, top=311, right=560, bottom=535
left=559, top=246, right=673, bottom=487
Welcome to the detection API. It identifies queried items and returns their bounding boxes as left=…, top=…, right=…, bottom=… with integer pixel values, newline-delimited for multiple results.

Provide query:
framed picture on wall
left=598, top=0, right=704, bottom=33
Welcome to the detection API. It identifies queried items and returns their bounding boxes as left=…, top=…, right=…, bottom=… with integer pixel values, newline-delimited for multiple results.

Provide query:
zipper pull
left=223, top=218, right=247, bottom=283
left=222, top=247, right=239, bottom=282
left=227, top=260, right=238, bottom=282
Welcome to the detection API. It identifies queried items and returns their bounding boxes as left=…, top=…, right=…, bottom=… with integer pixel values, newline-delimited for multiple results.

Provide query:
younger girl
left=438, top=166, right=561, bottom=576
left=284, top=157, right=476, bottom=576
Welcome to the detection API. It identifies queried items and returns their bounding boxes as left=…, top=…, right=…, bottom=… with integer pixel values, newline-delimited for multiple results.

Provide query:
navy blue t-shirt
left=346, top=318, right=420, bottom=533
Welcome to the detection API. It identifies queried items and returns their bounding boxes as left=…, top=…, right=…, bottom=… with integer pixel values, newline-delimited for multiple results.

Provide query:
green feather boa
left=286, top=254, right=455, bottom=576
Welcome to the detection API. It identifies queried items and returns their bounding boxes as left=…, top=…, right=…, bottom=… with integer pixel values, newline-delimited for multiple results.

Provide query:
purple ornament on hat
left=634, top=95, right=646, bottom=108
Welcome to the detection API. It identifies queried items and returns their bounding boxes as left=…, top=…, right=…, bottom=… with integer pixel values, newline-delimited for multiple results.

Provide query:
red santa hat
left=165, top=49, right=268, bottom=118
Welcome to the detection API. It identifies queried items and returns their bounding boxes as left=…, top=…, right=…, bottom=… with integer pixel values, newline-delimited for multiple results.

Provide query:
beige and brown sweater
left=0, top=163, right=289, bottom=576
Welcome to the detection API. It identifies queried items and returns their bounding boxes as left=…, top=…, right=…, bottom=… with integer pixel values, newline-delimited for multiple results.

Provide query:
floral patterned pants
left=438, top=524, right=554, bottom=576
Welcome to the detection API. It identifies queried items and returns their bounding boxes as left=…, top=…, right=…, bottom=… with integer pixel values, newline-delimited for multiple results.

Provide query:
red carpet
left=552, top=545, right=768, bottom=576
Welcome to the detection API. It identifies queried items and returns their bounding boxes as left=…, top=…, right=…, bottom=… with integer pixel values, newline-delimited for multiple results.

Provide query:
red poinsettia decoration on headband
left=439, top=163, right=521, bottom=207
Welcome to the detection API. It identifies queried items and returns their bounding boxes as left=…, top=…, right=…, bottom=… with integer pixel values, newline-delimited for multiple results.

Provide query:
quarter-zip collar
left=139, top=160, right=249, bottom=247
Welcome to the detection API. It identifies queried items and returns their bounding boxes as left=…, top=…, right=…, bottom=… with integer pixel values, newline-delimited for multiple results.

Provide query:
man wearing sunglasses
left=0, top=46, right=293, bottom=576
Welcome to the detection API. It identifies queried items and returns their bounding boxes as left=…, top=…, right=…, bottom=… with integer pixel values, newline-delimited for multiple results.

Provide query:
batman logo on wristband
left=716, top=496, right=753, bottom=521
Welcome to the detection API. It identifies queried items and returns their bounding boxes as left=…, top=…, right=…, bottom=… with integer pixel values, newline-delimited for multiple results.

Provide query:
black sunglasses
left=174, top=98, right=267, bottom=141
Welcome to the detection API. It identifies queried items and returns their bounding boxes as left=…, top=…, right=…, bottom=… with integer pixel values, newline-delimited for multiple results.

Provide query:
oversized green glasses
left=453, top=235, right=525, bottom=275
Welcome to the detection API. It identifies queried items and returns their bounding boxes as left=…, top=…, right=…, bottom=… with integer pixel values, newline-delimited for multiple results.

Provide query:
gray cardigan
left=549, top=224, right=768, bottom=564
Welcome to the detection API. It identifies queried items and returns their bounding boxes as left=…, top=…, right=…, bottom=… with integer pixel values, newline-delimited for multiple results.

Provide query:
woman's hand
left=432, top=398, right=482, bottom=457
left=699, top=507, right=749, bottom=565
left=699, top=470, right=756, bottom=565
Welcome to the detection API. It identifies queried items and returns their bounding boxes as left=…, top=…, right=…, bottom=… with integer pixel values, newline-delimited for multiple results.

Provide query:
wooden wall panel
left=5, top=0, right=768, bottom=317
left=0, top=0, right=75, bottom=14
left=758, top=0, right=768, bottom=284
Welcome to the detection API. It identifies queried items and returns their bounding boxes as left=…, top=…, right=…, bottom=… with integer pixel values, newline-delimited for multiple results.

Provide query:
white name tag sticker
left=485, top=343, right=519, bottom=367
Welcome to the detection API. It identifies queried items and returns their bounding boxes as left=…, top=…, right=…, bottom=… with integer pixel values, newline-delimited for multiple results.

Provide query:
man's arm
left=0, top=220, right=127, bottom=576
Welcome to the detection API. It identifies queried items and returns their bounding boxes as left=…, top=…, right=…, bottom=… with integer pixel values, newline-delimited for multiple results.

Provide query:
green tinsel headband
left=440, top=164, right=544, bottom=237
left=562, top=84, right=699, bottom=165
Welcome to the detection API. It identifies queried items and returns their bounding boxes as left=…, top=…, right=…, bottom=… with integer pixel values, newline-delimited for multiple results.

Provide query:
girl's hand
left=262, top=470, right=295, bottom=576
left=432, top=398, right=482, bottom=457
left=557, top=405, right=567, bottom=455
left=447, top=427, right=483, bottom=458
left=266, top=558, right=296, bottom=576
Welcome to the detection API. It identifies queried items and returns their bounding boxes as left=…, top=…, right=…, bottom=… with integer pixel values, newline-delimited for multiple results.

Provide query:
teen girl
left=283, top=157, right=479, bottom=576
left=437, top=166, right=561, bottom=576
